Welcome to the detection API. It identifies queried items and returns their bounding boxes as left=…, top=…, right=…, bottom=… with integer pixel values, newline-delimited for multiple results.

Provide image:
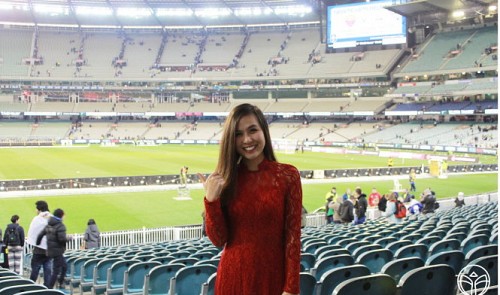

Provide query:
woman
left=383, top=192, right=403, bottom=224
left=83, top=219, right=100, bottom=249
left=199, top=104, right=302, bottom=295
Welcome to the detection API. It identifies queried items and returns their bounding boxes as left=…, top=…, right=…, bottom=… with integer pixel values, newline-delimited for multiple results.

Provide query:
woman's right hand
left=198, top=172, right=225, bottom=202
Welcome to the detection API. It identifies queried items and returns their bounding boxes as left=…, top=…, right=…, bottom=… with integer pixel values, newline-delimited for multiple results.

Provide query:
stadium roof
left=0, top=0, right=320, bottom=28
left=385, top=0, right=497, bottom=17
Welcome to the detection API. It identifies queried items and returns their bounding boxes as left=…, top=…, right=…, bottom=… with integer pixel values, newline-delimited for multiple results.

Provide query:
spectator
left=27, top=200, right=52, bottom=287
left=455, top=192, right=465, bottom=208
left=354, top=188, right=368, bottom=225
left=3, top=215, right=24, bottom=274
left=331, top=196, right=343, bottom=224
left=301, top=206, right=308, bottom=228
left=378, top=194, right=388, bottom=213
left=83, top=219, right=100, bottom=249
left=368, top=188, right=381, bottom=207
left=407, top=196, right=423, bottom=215
left=341, top=195, right=355, bottom=224
left=37, top=208, right=72, bottom=290
left=325, top=197, right=334, bottom=224
left=420, top=188, right=436, bottom=214
left=383, top=192, right=403, bottom=224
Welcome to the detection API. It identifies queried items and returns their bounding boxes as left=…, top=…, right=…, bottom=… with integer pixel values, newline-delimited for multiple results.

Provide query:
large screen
left=327, top=0, right=406, bottom=49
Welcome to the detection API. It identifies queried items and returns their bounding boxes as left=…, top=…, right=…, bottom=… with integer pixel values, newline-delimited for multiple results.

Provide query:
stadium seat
left=0, top=284, right=48, bottom=295
left=200, top=273, right=216, bottom=295
left=373, top=237, right=397, bottom=248
left=0, top=278, right=36, bottom=290
left=355, top=249, right=393, bottom=274
left=194, top=258, right=220, bottom=268
left=466, top=255, right=498, bottom=286
left=399, top=264, right=456, bottom=295
left=79, top=258, right=101, bottom=293
left=445, top=232, right=467, bottom=242
left=304, top=241, right=328, bottom=254
left=150, top=256, right=175, bottom=265
left=299, top=272, right=317, bottom=295
left=91, top=258, right=123, bottom=295
left=314, top=245, right=343, bottom=257
left=385, top=240, right=412, bottom=254
left=336, top=238, right=358, bottom=247
left=143, top=263, right=184, bottom=295
left=402, top=234, right=422, bottom=244
left=461, top=234, right=490, bottom=254
left=380, top=257, right=424, bottom=285
left=332, top=274, right=397, bottom=295
left=188, top=253, right=213, bottom=261
left=352, top=244, right=383, bottom=259
left=415, top=236, right=441, bottom=248
left=427, top=239, right=461, bottom=256
left=123, top=261, right=161, bottom=295
left=69, top=256, right=91, bottom=293
left=300, top=253, right=316, bottom=271
left=169, top=251, right=192, bottom=259
left=318, top=264, right=370, bottom=295
left=465, top=244, right=498, bottom=265
left=170, top=258, right=199, bottom=266
left=105, top=260, right=141, bottom=295
left=394, top=244, right=428, bottom=260
left=489, top=233, right=498, bottom=244
left=345, top=241, right=371, bottom=254
left=317, top=249, right=350, bottom=261
left=17, top=290, right=66, bottom=295
left=312, top=254, right=355, bottom=280
left=169, top=264, right=217, bottom=295
left=425, top=250, right=465, bottom=274
left=133, top=254, right=156, bottom=262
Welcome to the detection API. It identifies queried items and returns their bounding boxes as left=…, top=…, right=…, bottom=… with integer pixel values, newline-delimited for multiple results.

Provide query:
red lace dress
left=204, top=159, right=302, bottom=295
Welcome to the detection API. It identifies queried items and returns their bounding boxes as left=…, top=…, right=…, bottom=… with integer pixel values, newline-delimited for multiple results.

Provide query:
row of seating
left=0, top=268, right=64, bottom=295
left=298, top=202, right=498, bottom=294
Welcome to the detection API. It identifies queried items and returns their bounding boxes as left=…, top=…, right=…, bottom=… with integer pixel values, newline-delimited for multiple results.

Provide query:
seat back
left=319, top=264, right=370, bottom=295
left=144, top=263, right=184, bottom=295
left=124, top=261, right=161, bottom=293
left=93, top=258, right=123, bottom=285
left=381, top=257, right=424, bottom=285
left=425, top=250, right=465, bottom=274
left=333, top=274, right=397, bottom=295
left=399, top=264, right=455, bottom=295
left=394, top=244, right=428, bottom=260
left=317, top=249, right=350, bottom=261
left=300, top=253, right=316, bottom=271
left=81, top=258, right=101, bottom=284
left=386, top=240, right=412, bottom=254
left=107, top=260, right=140, bottom=290
left=352, top=244, right=383, bottom=259
left=171, top=265, right=217, bottom=295
left=170, top=258, right=199, bottom=266
left=299, top=272, right=317, bottom=295
left=466, top=254, right=498, bottom=286
left=428, top=239, right=461, bottom=256
left=464, top=244, right=498, bottom=265
left=0, top=284, right=47, bottom=295
left=355, top=249, right=393, bottom=274
left=17, top=290, right=66, bottom=295
left=461, top=234, right=490, bottom=255
left=314, top=254, right=355, bottom=280
left=200, top=273, right=216, bottom=295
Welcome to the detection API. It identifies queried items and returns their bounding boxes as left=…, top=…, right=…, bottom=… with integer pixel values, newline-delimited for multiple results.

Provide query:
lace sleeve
left=283, top=167, right=302, bottom=294
left=204, top=197, right=228, bottom=248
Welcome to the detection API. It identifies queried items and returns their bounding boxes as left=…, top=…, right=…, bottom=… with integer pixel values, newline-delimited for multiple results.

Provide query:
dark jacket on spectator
left=340, top=199, right=354, bottom=223
left=36, top=216, right=69, bottom=258
left=355, top=194, right=368, bottom=218
left=421, top=193, right=436, bottom=214
left=378, top=195, right=387, bottom=212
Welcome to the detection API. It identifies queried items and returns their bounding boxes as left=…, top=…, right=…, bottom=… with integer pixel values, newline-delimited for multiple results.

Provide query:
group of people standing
left=324, top=187, right=368, bottom=225
left=0, top=200, right=101, bottom=291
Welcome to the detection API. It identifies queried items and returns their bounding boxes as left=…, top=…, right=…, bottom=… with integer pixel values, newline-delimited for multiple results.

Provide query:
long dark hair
left=216, top=103, right=276, bottom=205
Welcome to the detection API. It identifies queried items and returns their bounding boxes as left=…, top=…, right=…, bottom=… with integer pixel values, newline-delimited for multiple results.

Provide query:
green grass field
left=0, top=145, right=497, bottom=233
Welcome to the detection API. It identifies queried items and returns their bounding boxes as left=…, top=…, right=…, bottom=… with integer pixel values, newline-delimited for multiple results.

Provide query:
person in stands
left=199, top=103, right=302, bottom=295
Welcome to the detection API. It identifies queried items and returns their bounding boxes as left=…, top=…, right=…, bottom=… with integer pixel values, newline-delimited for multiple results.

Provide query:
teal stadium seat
left=425, top=250, right=465, bottom=274
left=299, top=272, right=317, bottom=295
left=332, top=274, right=397, bottom=295
left=123, top=261, right=161, bottom=295
left=91, top=258, right=123, bottom=295
left=199, top=273, right=216, bottom=295
left=0, top=284, right=47, bottom=295
left=170, top=265, right=217, bottom=295
left=399, top=264, right=455, bottom=295
left=380, top=257, right=424, bottom=285
left=313, top=254, right=354, bottom=280
left=143, top=263, right=185, bottom=295
left=355, top=249, right=393, bottom=274
left=105, top=259, right=141, bottom=295
left=318, top=264, right=370, bottom=295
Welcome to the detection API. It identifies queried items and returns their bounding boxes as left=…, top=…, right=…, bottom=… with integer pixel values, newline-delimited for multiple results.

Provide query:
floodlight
left=488, top=5, right=497, bottom=12
left=452, top=10, right=465, bottom=18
